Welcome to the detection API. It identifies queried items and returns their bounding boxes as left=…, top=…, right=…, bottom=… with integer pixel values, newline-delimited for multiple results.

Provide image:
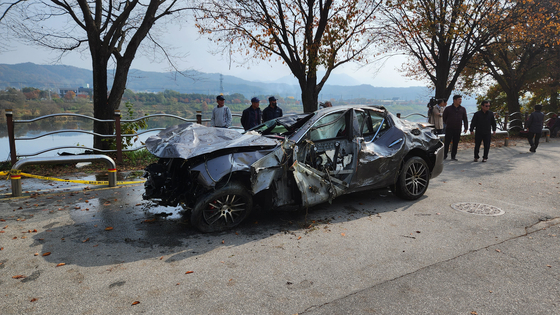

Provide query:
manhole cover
left=451, top=203, right=504, bottom=216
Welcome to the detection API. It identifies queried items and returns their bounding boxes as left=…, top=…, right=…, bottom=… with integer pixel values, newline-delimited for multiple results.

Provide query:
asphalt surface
left=1, top=138, right=559, bottom=314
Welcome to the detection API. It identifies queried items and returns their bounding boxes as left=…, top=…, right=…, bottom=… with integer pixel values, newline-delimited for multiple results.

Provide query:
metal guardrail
left=4, top=109, right=204, bottom=165
left=9, top=155, right=117, bottom=197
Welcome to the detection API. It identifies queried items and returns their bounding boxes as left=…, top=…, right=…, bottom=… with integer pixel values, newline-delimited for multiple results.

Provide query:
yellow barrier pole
left=108, top=168, right=117, bottom=187
left=10, top=170, right=22, bottom=197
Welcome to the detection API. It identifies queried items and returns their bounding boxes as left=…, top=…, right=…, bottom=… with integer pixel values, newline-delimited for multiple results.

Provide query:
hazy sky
left=1, top=20, right=425, bottom=88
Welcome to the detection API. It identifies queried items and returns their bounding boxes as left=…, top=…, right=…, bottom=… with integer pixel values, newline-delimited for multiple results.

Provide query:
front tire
left=394, top=156, right=430, bottom=200
left=191, top=182, right=253, bottom=233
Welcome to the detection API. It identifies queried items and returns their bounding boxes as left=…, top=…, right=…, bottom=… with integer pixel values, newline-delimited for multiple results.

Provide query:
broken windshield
left=248, top=113, right=314, bottom=136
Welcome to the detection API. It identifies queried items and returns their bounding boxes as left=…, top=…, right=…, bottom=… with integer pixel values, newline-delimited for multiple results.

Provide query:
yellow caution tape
left=16, top=172, right=145, bottom=185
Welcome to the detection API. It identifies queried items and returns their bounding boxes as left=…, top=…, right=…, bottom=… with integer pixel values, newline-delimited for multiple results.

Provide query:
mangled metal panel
left=145, top=123, right=279, bottom=159
left=353, top=128, right=406, bottom=189
left=250, top=141, right=292, bottom=194
left=292, top=160, right=346, bottom=208
left=191, top=150, right=273, bottom=188
left=392, top=114, right=441, bottom=149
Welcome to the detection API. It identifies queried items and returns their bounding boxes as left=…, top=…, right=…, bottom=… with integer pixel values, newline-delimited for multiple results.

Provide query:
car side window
left=308, top=111, right=347, bottom=141
left=360, top=109, right=388, bottom=140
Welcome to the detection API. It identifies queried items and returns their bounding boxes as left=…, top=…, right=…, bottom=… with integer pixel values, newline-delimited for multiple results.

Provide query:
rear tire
left=394, top=156, right=430, bottom=200
left=191, top=182, right=253, bottom=233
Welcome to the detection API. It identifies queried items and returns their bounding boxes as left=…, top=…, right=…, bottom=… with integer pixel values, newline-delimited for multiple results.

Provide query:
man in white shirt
left=210, top=95, right=232, bottom=128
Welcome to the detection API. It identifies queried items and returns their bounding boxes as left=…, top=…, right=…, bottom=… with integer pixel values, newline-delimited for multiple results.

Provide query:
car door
left=349, top=108, right=406, bottom=190
left=292, top=109, right=359, bottom=207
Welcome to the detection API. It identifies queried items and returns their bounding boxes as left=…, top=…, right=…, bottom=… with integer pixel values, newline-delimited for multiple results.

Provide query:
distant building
left=58, top=86, right=92, bottom=98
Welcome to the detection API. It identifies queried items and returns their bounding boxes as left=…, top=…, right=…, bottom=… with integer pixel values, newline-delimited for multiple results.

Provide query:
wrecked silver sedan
left=143, top=105, right=444, bottom=232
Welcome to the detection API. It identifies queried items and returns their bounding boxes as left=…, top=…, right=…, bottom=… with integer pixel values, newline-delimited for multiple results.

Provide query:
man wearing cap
left=241, top=97, right=262, bottom=130
left=210, top=95, right=232, bottom=128
left=262, top=96, right=283, bottom=122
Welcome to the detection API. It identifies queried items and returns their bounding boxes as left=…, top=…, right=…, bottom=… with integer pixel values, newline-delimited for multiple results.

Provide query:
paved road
left=1, top=138, right=559, bottom=314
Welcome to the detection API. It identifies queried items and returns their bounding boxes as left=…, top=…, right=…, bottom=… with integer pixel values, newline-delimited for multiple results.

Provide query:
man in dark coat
left=442, top=95, right=468, bottom=161
left=262, top=96, right=283, bottom=122
left=525, top=104, right=545, bottom=152
left=469, top=100, right=496, bottom=162
left=241, top=97, right=262, bottom=131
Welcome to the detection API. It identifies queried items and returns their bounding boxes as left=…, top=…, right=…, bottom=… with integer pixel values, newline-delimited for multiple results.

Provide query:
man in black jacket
left=262, top=96, right=283, bottom=122
left=525, top=104, right=545, bottom=152
left=241, top=97, right=262, bottom=131
left=442, top=95, right=468, bottom=161
left=470, top=100, right=496, bottom=162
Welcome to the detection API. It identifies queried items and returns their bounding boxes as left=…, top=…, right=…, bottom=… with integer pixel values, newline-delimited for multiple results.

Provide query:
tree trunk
left=300, top=73, right=320, bottom=113
left=505, top=90, right=522, bottom=130
left=91, top=55, right=113, bottom=151
left=549, top=88, right=559, bottom=113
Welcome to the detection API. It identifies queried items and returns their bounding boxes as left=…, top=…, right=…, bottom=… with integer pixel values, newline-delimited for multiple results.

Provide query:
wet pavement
left=0, top=138, right=559, bottom=314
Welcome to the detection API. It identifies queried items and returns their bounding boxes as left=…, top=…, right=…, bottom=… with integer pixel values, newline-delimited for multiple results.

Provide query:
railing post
left=196, top=110, right=202, bottom=124
left=504, top=111, right=509, bottom=147
left=5, top=109, right=17, bottom=165
left=114, top=110, right=122, bottom=164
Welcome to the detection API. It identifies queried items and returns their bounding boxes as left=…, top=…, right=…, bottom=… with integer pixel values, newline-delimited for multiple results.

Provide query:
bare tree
left=1, top=0, right=193, bottom=150
left=381, top=0, right=515, bottom=101
left=195, top=0, right=382, bottom=113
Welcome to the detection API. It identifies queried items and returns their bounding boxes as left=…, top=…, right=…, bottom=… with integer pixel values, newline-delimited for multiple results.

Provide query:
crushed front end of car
left=142, top=123, right=281, bottom=232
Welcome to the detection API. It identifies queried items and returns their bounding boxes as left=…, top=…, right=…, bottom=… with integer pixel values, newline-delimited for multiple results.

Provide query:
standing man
left=241, top=97, right=262, bottom=130
left=525, top=104, right=545, bottom=152
left=262, top=96, right=283, bottom=122
left=442, top=95, right=468, bottom=161
left=210, top=95, right=232, bottom=128
left=469, top=100, right=496, bottom=162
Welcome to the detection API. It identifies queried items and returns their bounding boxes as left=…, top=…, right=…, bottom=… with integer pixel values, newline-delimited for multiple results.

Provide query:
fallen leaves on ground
left=42, top=252, right=51, bottom=256
left=185, top=271, right=194, bottom=274
left=143, top=218, right=156, bottom=223
left=131, top=301, right=140, bottom=305
left=12, top=275, right=26, bottom=279
left=105, top=227, right=113, bottom=231
left=30, top=298, right=38, bottom=302
left=56, top=263, right=66, bottom=267
left=341, top=233, right=346, bottom=236
left=83, top=238, right=90, bottom=243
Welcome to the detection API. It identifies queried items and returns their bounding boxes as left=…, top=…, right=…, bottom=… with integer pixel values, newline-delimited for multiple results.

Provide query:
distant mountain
left=271, top=72, right=361, bottom=86
left=0, top=62, right=432, bottom=101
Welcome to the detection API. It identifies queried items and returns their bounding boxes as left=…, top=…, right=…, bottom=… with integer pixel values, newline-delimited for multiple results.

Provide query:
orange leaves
left=105, top=227, right=114, bottom=231
left=185, top=271, right=194, bottom=274
left=56, top=263, right=66, bottom=267
left=12, top=275, right=26, bottom=279
left=42, top=252, right=51, bottom=256
left=132, top=301, right=140, bottom=305
left=143, top=218, right=156, bottom=223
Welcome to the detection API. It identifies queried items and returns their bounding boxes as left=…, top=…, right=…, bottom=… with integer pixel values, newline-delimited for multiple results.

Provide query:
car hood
left=145, top=123, right=280, bottom=159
